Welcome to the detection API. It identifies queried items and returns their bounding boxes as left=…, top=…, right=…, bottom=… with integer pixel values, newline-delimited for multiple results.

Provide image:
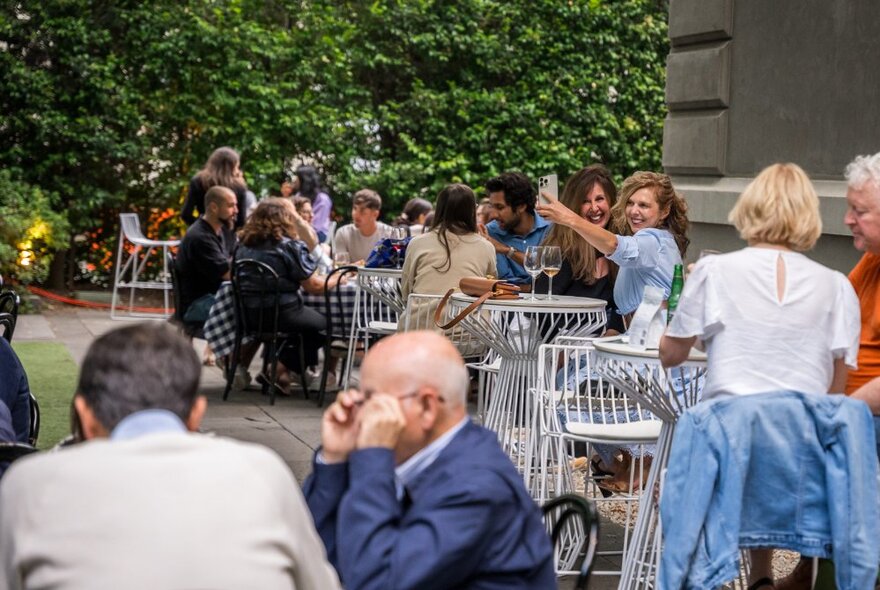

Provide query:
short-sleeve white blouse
left=666, top=247, right=860, bottom=399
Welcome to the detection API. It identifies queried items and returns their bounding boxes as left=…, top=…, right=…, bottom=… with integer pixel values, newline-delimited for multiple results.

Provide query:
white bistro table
left=592, top=337, right=707, bottom=590
left=447, top=293, right=606, bottom=491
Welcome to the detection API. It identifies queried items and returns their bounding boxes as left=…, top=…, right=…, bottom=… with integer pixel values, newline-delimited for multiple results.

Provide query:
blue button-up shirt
left=606, top=227, right=681, bottom=315
left=487, top=213, right=551, bottom=284
left=395, top=416, right=468, bottom=499
left=110, top=409, right=188, bottom=441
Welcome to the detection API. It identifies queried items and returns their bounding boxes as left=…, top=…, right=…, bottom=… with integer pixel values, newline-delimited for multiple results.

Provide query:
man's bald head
left=361, top=331, right=469, bottom=410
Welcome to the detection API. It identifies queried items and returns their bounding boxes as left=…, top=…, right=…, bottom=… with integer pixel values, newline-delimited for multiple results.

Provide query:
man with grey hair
left=843, top=152, right=880, bottom=452
left=0, top=322, right=341, bottom=590
left=304, top=331, right=555, bottom=590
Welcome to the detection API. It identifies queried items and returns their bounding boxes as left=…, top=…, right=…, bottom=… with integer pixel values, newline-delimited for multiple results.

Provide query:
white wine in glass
left=523, top=246, right=543, bottom=301
left=542, top=246, right=562, bottom=301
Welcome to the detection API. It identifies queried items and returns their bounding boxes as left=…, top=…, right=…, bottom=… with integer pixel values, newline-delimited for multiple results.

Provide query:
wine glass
left=523, top=246, right=543, bottom=301
left=541, top=246, right=562, bottom=301
left=390, top=227, right=407, bottom=268
left=333, top=251, right=350, bottom=268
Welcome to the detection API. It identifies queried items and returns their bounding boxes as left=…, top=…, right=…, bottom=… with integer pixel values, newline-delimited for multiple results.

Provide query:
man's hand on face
left=356, top=393, right=406, bottom=451
left=320, top=389, right=362, bottom=463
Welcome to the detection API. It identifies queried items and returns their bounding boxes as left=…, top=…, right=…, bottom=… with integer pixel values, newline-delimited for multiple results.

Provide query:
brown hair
left=196, top=146, right=246, bottom=191
left=352, top=188, right=382, bottom=211
left=238, top=198, right=298, bottom=246
left=430, top=184, right=479, bottom=272
left=542, top=165, right=617, bottom=284
left=613, top=171, right=690, bottom=257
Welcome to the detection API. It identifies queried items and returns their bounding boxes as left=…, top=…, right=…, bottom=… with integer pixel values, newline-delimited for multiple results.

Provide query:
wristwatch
left=505, top=246, right=517, bottom=260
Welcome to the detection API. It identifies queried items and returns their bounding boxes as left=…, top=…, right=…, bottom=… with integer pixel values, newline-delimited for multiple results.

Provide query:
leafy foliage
left=0, top=171, right=70, bottom=284
left=0, top=0, right=667, bottom=285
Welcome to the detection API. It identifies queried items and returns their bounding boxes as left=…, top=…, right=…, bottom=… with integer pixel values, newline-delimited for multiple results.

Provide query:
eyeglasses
left=353, top=390, right=445, bottom=406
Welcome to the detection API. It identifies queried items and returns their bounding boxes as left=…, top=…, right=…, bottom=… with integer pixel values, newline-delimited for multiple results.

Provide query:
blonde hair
left=729, top=163, right=821, bottom=252
left=612, top=171, right=690, bottom=257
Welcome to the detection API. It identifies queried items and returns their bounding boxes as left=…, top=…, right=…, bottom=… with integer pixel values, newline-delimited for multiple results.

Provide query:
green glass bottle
left=667, top=264, right=684, bottom=325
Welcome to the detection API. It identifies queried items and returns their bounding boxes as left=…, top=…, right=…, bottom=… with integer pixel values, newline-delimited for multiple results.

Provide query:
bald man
left=304, top=331, right=555, bottom=590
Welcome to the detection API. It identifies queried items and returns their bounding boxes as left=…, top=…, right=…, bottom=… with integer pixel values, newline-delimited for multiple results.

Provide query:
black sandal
left=747, top=577, right=775, bottom=590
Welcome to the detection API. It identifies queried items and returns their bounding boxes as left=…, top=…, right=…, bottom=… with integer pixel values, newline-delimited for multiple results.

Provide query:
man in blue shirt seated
left=479, top=171, right=551, bottom=285
left=304, top=331, right=556, bottom=590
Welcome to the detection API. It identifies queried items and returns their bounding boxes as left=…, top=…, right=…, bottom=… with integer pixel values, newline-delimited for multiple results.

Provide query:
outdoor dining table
left=592, top=336, right=707, bottom=590
left=446, top=292, right=607, bottom=492
left=203, top=280, right=358, bottom=361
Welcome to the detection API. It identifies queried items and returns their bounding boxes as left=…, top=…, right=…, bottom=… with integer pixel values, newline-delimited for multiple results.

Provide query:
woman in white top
left=400, top=184, right=496, bottom=330
left=659, top=163, right=860, bottom=590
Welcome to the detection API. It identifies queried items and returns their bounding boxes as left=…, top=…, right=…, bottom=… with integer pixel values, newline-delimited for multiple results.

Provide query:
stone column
left=663, top=0, right=880, bottom=271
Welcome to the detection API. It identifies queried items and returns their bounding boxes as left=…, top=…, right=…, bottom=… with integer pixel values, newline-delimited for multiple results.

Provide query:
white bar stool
left=110, top=213, right=180, bottom=320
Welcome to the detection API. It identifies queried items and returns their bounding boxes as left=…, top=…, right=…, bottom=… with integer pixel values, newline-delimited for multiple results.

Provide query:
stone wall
left=663, top=0, right=880, bottom=270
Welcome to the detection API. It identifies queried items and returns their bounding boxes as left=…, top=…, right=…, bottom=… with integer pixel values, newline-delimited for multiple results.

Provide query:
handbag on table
left=433, top=277, right=521, bottom=330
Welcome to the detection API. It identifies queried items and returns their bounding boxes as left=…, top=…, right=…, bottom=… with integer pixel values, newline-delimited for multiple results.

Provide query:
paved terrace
left=15, top=308, right=622, bottom=590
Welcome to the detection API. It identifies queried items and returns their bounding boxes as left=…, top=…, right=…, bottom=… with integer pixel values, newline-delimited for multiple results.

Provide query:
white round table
left=592, top=336, right=707, bottom=590
left=448, top=293, right=607, bottom=491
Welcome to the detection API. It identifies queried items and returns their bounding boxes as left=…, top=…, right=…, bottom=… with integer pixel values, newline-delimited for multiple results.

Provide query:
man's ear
left=73, top=395, right=110, bottom=440
left=185, top=396, right=208, bottom=432
left=418, top=389, right=441, bottom=430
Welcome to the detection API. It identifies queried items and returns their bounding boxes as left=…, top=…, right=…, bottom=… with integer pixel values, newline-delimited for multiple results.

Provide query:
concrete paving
left=15, top=308, right=622, bottom=589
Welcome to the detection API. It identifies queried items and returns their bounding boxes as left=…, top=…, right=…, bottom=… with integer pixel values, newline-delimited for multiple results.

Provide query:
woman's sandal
left=747, top=577, right=775, bottom=590
left=255, top=372, right=292, bottom=397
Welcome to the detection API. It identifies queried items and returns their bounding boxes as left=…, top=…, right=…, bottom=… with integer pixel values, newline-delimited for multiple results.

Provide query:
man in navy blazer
left=304, top=331, right=556, bottom=590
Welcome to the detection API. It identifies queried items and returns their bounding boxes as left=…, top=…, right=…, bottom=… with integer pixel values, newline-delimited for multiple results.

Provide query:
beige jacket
left=0, top=432, right=341, bottom=590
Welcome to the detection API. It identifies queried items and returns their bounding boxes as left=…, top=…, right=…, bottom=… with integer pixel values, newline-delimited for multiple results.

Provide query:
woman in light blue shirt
left=537, top=170, right=690, bottom=318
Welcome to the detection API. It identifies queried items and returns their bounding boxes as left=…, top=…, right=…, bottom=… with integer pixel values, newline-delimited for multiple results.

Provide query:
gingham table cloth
left=203, top=281, right=359, bottom=359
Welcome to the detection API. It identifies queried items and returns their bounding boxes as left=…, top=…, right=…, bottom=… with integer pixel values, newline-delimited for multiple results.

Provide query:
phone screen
left=538, top=174, right=559, bottom=203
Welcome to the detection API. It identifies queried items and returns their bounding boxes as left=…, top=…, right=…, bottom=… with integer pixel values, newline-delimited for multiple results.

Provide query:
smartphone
left=538, top=174, right=558, bottom=203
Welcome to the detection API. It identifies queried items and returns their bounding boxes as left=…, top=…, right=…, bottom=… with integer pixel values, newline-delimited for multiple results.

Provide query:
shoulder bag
left=433, top=277, right=521, bottom=330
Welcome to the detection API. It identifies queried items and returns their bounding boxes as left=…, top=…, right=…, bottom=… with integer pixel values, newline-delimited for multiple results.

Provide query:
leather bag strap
left=433, top=288, right=494, bottom=331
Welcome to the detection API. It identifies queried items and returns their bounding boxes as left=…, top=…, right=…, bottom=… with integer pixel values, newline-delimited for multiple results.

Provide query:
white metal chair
left=342, top=269, right=402, bottom=388
left=401, top=292, right=497, bottom=419
left=111, top=213, right=180, bottom=319
left=400, top=292, right=486, bottom=358
left=533, top=336, right=661, bottom=578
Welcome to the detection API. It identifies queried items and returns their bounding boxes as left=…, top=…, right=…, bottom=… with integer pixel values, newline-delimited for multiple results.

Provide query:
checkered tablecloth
left=203, top=281, right=359, bottom=359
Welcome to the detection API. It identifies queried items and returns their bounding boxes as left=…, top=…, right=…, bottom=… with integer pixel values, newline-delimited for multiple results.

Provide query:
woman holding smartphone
left=536, top=170, right=689, bottom=320
left=534, top=164, right=625, bottom=333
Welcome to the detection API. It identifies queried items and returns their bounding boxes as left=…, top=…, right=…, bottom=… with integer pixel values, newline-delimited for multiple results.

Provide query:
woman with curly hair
left=182, top=147, right=250, bottom=229
left=235, top=198, right=344, bottom=393
left=534, top=164, right=625, bottom=333
left=537, top=170, right=689, bottom=319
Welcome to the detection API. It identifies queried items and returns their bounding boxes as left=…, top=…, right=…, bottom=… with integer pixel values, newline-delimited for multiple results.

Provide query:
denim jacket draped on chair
left=659, top=391, right=879, bottom=590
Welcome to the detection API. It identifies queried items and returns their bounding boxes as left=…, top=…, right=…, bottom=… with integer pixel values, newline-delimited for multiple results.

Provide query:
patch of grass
left=12, top=341, right=77, bottom=449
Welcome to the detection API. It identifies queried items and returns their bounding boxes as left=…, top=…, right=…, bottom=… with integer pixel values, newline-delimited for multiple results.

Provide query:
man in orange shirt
left=843, top=152, right=880, bottom=452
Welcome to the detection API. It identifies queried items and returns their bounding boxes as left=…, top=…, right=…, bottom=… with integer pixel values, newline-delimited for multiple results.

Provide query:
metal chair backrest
left=537, top=338, right=658, bottom=439
left=166, top=251, right=184, bottom=324
left=0, top=442, right=39, bottom=465
left=0, top=313, right=14, bottom=343
left=356, top=268, right=405, bottom=315
left=541, top=494, right=599, bottom=590
left=402, top=292, right=486, bottom=360
left=28, top=394, right=40, bottom=447
left=119, top=213, right=149, bottom=244
left=0, top=289, right=20, bottom=318
left=323, top=265, right=358, bottom=340
left=232, top=258, right=284, bottom=338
